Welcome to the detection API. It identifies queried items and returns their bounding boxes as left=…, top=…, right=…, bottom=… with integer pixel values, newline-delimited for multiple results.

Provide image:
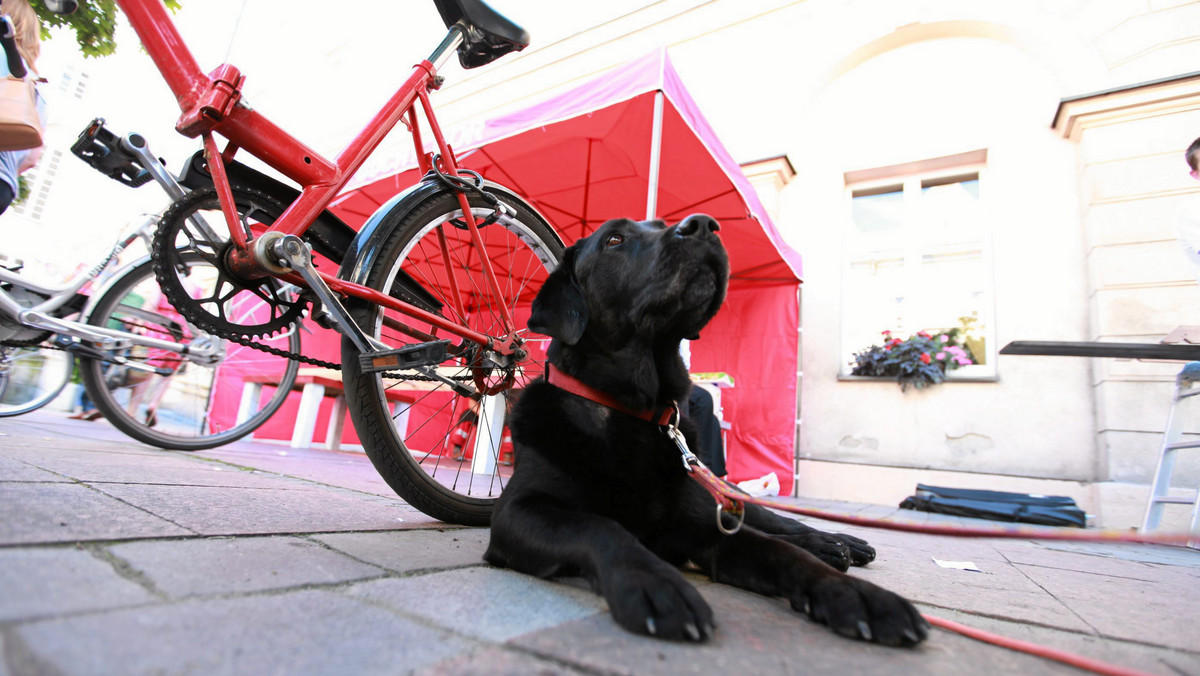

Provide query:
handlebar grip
left=1, top=16, right=27, bottom=79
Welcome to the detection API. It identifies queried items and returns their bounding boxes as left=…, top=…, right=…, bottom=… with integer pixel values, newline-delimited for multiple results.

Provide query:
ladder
left=1141, top=361, right=1200, bottom=548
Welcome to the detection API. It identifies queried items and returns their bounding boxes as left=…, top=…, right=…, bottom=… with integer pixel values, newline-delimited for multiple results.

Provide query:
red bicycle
left=93, top=0, right=563, bottom=525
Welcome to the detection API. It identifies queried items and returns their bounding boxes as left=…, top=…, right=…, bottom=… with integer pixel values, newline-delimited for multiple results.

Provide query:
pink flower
left=939, top=334, right=949, bottom=342
left=882, top=330, right=892, bottom=336
left=919, top=353, right=931, bottom=365
left=936, top=352, right=946, bottom=360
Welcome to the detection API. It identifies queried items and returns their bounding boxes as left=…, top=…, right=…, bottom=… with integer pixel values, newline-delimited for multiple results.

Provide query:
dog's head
left=529, top=214, right=729, bottom=351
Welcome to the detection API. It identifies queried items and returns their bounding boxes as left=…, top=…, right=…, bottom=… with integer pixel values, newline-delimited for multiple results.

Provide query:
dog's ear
left=528, top=247, right=588, bottom=345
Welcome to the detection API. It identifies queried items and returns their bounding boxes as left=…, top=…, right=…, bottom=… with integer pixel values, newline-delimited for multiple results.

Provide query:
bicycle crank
left=266, top=234, right=474, bottom=396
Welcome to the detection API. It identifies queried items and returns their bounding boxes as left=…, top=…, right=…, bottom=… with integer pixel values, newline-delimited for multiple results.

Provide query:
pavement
left=1, top=409, right=1199, bottom=676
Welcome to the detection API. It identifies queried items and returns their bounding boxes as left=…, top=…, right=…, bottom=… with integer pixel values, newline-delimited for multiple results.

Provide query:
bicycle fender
left=337, top=177, right=561, bottom=288
left=178, top=151, right=355, bottom=264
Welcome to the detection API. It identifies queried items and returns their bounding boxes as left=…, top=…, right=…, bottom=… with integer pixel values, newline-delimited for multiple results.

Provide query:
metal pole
left=645, top=90, right=665, bottom=220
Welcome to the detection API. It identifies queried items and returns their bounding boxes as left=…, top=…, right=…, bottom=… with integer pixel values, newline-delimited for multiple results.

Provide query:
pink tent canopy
left=323, top=50, right=804, bottom=493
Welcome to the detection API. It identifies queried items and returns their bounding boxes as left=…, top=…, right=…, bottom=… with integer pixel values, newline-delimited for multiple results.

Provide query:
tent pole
left=645, top=90, right=665, bottom=220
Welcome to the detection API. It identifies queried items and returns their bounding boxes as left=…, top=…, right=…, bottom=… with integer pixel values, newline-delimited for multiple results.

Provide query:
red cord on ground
left=925, top=614, right=1159, bottom=676
left=751, top=496, right=1197, bottom=546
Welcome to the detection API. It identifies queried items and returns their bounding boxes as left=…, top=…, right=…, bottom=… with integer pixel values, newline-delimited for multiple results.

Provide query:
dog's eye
left=605, top=234, right=624, bottom=247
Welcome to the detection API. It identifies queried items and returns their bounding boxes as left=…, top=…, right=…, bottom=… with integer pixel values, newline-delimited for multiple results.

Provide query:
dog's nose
left=676, top=214, right=720, bottom=237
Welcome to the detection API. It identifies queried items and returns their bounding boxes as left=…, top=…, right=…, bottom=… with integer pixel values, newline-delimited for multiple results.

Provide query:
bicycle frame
left=115, top=0, right=519, bottom=357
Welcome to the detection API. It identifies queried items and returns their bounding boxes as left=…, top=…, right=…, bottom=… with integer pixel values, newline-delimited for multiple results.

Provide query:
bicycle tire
left=0, top=343, right=74, bottom=417
left=342, top=189, right=563, bottom=526
left=78, top=254, right=301, bottom=450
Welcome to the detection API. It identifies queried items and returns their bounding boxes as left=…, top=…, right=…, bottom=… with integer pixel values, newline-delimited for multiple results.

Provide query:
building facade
left=454, top=0, right=1200, bottom=528
left=30, top=0, right=1200, bottom=528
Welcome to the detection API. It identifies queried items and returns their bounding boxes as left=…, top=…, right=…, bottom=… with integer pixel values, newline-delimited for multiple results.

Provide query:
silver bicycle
left=0, top=119, right=300, bottom=449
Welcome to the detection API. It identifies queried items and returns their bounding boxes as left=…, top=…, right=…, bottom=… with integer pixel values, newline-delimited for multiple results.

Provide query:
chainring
left=151, top=187, right=308, bottom=340
left=0, top=286, right=54, bottom=346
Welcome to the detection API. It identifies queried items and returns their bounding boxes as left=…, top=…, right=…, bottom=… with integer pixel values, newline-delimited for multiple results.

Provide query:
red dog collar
left=543, top=363, right=746, bottom=529
left=544, top=364, right=677, bottom=426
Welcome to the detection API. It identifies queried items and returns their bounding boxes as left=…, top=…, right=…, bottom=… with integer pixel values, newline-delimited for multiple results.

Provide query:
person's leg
left=0, top=181, right=14, bottom=215
left=686, top=386, right=725, bottom=477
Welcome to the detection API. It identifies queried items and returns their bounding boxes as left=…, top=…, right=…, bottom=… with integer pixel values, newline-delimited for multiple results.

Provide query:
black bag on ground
left=899, top=483, right=1086, bottom=528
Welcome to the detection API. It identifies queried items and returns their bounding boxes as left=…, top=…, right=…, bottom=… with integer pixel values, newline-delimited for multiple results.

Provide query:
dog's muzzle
left=675, top=214, right=720, bottom=238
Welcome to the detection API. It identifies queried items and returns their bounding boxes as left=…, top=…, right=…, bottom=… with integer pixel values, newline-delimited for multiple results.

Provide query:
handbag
left=0, top=74, right=41, bottom=152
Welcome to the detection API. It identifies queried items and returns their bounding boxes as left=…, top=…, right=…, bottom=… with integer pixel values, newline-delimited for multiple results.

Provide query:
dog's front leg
left=696, top=529, right=927, bottom=646
left=487, top=499, right=716, bottom=641
left=742, top=503, right=875, bottom=570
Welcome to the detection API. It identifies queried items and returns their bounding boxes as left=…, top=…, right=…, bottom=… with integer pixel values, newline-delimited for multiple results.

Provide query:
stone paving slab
left=2, top=410, right=1199, bottom=676
left=311, top=528, right=491, bottom=573
left=0, top=422, right=161, bottom=454
left=0, top=483, right=192, bottom=545
left=200, top=444, right=401, bottom=498
left=2, top=445, right=311, bottom=489
left=922, top=608, right=1200, bottom=676
left=411, top=645, right=595, bottom=675
left=108, top=535, right=387, bottom=598
left=0, top=547, right=155, bottom=622
left=91, top=482, right=436, bottom=536
left=11, top=589, right=473, bottom=676
left=1013, top=563, right=1199, bottom=652
left=512, top=583, right=1073, bottom=676
left=850, top=542, right=1095, bottom=633
left=344, top=566, right=607, bottom=642
left=1037, top=540, right=1200, bottom=571
left=0, top=454, right=70, bottom=482
left=994, top=541, right=1193, bottom=582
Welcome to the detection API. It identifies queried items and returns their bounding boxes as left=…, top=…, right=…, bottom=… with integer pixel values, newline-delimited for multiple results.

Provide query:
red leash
left=541, top=370, right=1192, bottom=675
left=544, top=366, right=1197, bottom=545
left=923, top=615, right=1158, bottom=676
left=713, top=481, right=1198, bottom=546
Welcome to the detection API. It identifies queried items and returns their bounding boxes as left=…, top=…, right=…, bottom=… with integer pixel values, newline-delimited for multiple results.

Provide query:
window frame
left=839, top=150, right=997, bottom=382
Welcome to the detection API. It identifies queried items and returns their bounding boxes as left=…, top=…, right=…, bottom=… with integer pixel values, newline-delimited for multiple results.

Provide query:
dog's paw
left=604, top=564, right=716, bottom=642
left=780, top=532, right=876, bottom=571
left=791, top=575, right=928, bottom=647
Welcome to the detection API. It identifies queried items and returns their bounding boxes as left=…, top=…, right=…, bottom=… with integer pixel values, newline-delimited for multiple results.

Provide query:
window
left=841, top=151, right=995, bottom=379
left=12, top=149, right=63, bottom=222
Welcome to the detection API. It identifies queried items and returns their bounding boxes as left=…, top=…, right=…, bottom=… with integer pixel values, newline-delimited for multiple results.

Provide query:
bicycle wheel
left=343, top=189, right=562, bottom=526
left=0, top=342, right=74, bottom=417
left=78, top=254, right=301, bottom=450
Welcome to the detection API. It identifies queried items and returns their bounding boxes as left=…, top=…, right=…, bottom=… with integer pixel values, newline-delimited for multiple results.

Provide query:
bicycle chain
left=209, top=317, right=481, bottom=383
left=2, top=321, right=468, bottom=385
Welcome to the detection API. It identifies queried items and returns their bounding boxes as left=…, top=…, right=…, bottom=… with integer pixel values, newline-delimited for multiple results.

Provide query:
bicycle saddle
left=433, top=0, right=530, bottom=69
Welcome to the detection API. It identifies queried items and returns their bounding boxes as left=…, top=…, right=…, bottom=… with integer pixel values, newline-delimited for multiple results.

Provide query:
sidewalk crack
left=86, top=544, right=168, bottom=600
left=1001, top=551, right=1100, bottom=636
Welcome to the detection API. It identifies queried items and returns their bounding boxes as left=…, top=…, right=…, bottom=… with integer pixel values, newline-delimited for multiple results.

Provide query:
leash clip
left=666, top=424, right=700, bottom=473
left=662, top=403, right=700, bottom=472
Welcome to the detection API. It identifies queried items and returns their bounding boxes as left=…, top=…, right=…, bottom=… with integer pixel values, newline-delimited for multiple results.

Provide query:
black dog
left=485, top=215, right=928, bottom=646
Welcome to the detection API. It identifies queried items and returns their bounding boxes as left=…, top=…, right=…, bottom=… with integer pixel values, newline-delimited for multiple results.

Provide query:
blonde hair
left=1, top=0, right=40, bottom=75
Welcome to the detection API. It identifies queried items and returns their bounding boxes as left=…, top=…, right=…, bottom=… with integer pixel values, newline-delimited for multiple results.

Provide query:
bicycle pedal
left=359, top=340, right=450, bottom=374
